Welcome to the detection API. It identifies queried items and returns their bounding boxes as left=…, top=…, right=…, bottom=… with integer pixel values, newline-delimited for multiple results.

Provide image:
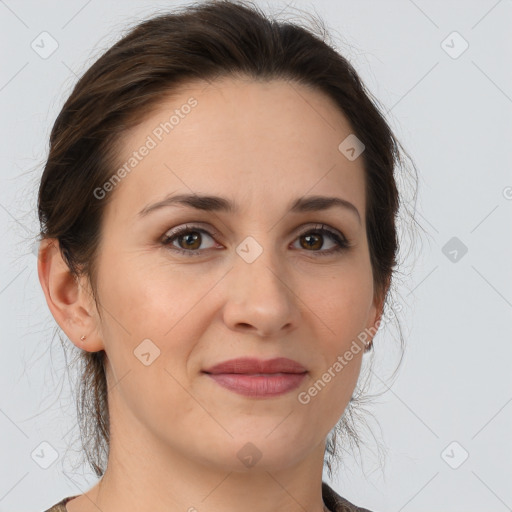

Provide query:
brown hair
left=38, top=0, right=418, bottom=479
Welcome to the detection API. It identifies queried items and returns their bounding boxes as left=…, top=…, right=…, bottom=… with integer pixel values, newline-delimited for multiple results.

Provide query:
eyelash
left=161, top=223, right=351, bottom=257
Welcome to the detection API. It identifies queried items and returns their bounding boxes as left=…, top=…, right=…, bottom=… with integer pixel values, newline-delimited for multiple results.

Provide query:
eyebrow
left=138, top=193, right=361, bottom=224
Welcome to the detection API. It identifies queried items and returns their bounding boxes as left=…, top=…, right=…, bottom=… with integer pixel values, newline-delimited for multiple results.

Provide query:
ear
left=365, top=278, right=389, bottom=341
left=37, top=238, right=104, bottom=352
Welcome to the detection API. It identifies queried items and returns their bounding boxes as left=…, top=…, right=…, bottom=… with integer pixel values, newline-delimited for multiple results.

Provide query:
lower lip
left=204, top=372, right=307, bottom=397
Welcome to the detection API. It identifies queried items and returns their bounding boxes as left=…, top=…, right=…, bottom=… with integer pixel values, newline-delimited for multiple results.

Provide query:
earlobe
left=367, top=275, right=392, bottom=341
left=37, top=238, right=104, bottom=352
left=373, top=295, right=385, bottom=329
left=364, top=291, right=386, bottom=352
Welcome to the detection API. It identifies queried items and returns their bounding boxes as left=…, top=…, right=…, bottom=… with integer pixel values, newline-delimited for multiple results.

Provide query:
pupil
left=182, top=232, right=200, bottom=249
left=178, top=232, right=324, bottom=251
left=303, top=234, right=321, bottom=250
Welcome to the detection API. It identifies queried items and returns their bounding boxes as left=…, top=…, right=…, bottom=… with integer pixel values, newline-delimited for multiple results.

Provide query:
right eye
left=161, top=224, right=220, bottom=256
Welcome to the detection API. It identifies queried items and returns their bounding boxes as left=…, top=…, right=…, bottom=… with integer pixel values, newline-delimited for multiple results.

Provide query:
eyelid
left=163, top=222, right=345, bottom=239
left=161, top=223, right=219, bottom=246
left=160, top=222, right=351, bottom=256
left=296, top=223, right=346, bottom=239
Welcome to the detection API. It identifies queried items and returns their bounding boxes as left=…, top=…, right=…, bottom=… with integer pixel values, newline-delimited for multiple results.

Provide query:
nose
left=221, top=246, right=300, bottom=338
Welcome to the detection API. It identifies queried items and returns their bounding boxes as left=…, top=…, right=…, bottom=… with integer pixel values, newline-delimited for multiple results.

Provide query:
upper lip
left=203, top=357, right=307, bottom=374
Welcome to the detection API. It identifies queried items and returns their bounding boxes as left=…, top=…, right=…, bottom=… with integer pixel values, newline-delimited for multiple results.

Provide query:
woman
left=37, top=1, right=416, bottom=511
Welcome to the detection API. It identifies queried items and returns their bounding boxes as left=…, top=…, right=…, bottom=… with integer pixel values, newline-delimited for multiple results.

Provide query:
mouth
left=203, top=372, right=307, bottom=398
left=201, top=357, right=308, bottom=398
left=202, top=356, right=307, bottom=375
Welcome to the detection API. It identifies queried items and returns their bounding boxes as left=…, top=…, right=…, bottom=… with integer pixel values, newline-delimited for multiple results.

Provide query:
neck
left=78, top=423, right=330, bottom=512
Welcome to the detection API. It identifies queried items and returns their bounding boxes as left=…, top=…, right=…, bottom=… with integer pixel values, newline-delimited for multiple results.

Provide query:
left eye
left=161, top=224, right=349, bottom=257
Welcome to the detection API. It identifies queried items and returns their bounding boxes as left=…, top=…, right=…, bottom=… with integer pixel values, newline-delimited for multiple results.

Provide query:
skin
left=38, top=76, right=384, bottom=512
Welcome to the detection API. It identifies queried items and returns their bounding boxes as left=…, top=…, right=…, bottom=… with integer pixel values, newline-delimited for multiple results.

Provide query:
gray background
left=1, top=1, right=511, bottom=511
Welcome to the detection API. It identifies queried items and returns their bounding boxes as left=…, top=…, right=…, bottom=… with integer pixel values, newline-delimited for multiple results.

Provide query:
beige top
left=42, top=482, right=374, bottom=512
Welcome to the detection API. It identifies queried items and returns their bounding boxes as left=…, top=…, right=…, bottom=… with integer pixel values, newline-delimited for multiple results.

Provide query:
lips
left=202, top=357, right=307, bottom=375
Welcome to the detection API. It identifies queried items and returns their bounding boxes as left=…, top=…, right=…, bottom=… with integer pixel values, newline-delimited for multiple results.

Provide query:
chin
left=202, top=432, right=314, bottom=473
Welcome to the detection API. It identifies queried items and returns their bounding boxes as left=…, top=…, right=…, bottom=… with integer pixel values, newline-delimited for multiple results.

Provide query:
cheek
left=106, top=353, right=205, bottom=447
left=316, top=266, right=374, bottom=333
left=96, top=256, right=207, bottom=429
left=294, top=346, right=363, bottom=445
left=97, top=248, right=212, bottom=339
left=95, top=250, right=228, bottom=412
left=307, top=266, right=373, bottom=394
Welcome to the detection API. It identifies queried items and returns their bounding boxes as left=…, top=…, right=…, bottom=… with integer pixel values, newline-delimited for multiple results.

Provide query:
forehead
left=105, top=76, right=367, bottom=223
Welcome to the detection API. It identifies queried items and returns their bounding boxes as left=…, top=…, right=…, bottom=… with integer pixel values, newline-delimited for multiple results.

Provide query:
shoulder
left=41, top=495, right=79, bottom=512
left=322, top=482, right=377, bottom=512
left=44, top=487, right=375, bottom=512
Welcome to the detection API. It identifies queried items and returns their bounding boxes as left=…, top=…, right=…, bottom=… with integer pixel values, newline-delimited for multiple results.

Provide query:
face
left=87, top=77, right=380, bottom=473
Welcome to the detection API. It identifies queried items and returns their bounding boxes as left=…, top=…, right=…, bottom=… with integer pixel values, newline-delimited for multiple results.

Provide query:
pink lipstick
left=202, top=357, right=307, bottom=398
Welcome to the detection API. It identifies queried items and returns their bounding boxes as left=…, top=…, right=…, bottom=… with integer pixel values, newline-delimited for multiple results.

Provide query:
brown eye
left=299, top=232, right=323, bottom=250
left=162, top=225, right=217, bottom=256
left=177, top=231, right=202, bottom=250
left=293, top=225, right=350, bottom=256
left=161, top=223, right=350, bottom=257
